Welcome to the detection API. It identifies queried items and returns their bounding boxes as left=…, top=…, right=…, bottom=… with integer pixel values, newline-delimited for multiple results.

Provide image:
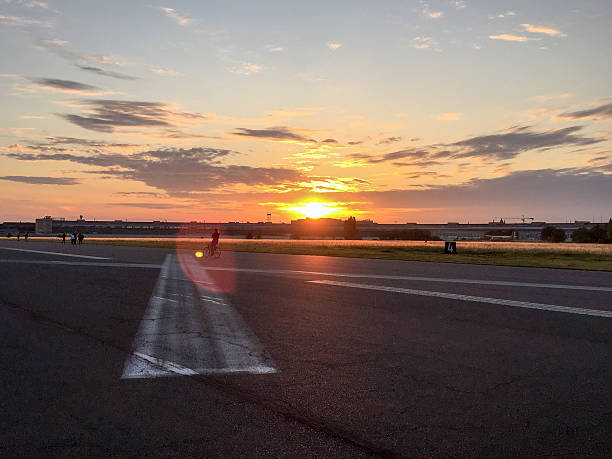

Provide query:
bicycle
left=204, top=243, right=221, bottom=258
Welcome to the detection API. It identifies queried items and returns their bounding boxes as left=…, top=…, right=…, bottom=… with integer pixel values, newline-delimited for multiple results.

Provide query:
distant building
left=35, top=216, right=53, bottom=234
left=0, top=216, right=602, bottom=241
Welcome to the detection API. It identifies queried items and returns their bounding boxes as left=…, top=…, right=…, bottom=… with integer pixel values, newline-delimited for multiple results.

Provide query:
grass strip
left=80, top=239, right=612, bottom=271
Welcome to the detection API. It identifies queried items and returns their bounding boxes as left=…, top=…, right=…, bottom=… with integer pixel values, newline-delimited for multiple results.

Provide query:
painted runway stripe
left=203, top=266, right=612, bottom=292
left=0, top=247, right=110, bottom=260
left=121, top=253, right=276, bottom=379
left=0, top=259, right=161, bottom=268
left=309, top=280, right=612, bottom=318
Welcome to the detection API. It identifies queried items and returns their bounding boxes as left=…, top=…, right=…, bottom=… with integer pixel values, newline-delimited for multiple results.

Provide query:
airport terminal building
left=0, top=216, right=597, bottom=242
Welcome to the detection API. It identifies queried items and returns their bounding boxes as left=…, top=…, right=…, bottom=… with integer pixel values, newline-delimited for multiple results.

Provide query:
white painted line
left=0, top=247, right=110, bottom=260
left=122, top=253, right=276, bottom=379
left=195, top=366, right=277, bottom=375
left=122, top=352, right=199, bottom=378
left=0, top=259, right=161, bottom=268
left=203, top=266, right=612, bottom=292
left=309, top=280, right=612, bottom=318
left=153, top=296, right=178, bottom=303
left=180, top=252, right=277, bottom=372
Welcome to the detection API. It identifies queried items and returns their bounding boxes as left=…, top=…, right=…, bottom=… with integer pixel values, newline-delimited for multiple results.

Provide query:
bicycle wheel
left=213, top=245, right=221, bottom=258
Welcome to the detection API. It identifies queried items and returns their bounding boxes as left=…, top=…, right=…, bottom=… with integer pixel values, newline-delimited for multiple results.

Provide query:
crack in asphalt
left=0, top=297, right=401, bottom=458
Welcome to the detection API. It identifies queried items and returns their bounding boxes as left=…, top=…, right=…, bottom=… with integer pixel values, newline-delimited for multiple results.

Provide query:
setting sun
left=286, top=202, right=338, bottom=219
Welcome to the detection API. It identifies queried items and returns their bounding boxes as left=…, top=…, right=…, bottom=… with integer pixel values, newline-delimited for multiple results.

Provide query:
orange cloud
left=489, top=34, right=531, bottom=42
left=521, top=24, right=566, bottom=37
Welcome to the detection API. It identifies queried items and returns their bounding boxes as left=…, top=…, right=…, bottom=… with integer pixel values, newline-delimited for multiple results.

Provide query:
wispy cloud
left=23, top=1, right=48, bottom=8
left=377, top=136, right=402, bottom=145
left=346, top=124, right=605, bottom=166
left=327, top=42, right=342, bottom=50
left=113, top=191, right=165, bottom=198
left=5, top=147, right=305, bottom=195
left=150, top=66, right=180, bottom=77
left=489, top=34, right=532, bottom=42
left=266, top=45, right=285, bottom=52
left=231, top=126, right=315, bottom=143
left=228, top=62, right=262, bottom=75
left=0, top=175, right=79, bottom=185
left=77, top=65, right=138, bottom=80
left=107, top=202, right=190, bottom=209
left=159, top=7, right=193, bottom=27
left=392, top=160, right=442, bottom=168
left=59, top=99, right=210, bottom=133
left=26, top=77, right=107, bottom=95
left=7, top=136, right=142, bottom=154
left=0, top=13, right=52, bottom=27
left=38, top=39, right=127, bottom=68
left=423, top=6, right=443, bottom=19
left=489, top=11, right=516, bottom=19
left=521, top=23, right=566, bottom=37
left=352, top=148, right=430, bottom=164
left=411, top=36, right=439, bottom=50
left=559, top=101, right=612, bottom=120
left=441, top=125, right=603, bottom=160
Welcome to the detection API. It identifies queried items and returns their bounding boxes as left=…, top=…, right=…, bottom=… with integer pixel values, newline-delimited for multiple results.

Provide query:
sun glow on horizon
left=285, top=201, right=340, bottom=219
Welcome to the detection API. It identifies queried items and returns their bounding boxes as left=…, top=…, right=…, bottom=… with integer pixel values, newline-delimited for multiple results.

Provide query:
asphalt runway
left=1, top=240, right=610, bottom=457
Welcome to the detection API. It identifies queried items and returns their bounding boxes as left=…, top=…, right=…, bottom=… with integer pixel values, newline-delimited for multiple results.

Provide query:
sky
left=0, top=0, right=611, bottom=224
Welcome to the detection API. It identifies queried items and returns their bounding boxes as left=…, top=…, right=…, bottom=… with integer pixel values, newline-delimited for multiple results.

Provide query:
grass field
left=24, top=236, right=611, bottom=271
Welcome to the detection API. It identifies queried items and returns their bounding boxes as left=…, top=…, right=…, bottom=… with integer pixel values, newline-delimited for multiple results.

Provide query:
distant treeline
left=570, top=220, right=612, bottom=243
left=542, top=219, right=612, bottom=243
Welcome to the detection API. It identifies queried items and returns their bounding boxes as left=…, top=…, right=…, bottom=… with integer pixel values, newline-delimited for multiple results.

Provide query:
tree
left=571, top=226, right=595, bottom=243
left=541, top=226, right=556, bottom=241
left=571, top=223, right=612, bottom=243
left=343, top=216, right=360, bottom=240
left=551, top=228, right=566, bottom=243
left=541, top=225, right=565, bottom=243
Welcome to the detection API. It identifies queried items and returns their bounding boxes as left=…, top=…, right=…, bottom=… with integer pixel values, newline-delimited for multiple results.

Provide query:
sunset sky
left=1, top=0, right=611, bottom=224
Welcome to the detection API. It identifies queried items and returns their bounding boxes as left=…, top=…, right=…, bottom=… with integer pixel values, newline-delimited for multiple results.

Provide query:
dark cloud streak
left=77, top=65, right=138, bottom=80
left=60, top=99, right=208, bottom=133
left=0, top=175, right=79, bottom=185
left=559, top=101, right=612, bottom=120
left=231, top=126, right=314, bottom=142
left=27, top=77, right=101, bottom=93
left=5, top=147, right=303, bottom=195
left=444, top=126, right=602, bottom=160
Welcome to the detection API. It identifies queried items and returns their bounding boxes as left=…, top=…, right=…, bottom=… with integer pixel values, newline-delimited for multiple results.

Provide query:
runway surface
left=1, top=240, right=610, bottom=457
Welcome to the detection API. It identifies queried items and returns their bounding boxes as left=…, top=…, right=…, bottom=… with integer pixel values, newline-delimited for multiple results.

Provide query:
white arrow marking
left=122, top=253, right=276, bottom=379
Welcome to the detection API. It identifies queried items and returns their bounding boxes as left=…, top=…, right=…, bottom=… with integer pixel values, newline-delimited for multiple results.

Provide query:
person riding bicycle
left=209, top=228, right=220, bottom=254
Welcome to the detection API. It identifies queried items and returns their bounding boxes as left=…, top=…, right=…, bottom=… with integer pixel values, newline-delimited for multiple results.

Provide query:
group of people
left=61, top=232, right=84, bottom=245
